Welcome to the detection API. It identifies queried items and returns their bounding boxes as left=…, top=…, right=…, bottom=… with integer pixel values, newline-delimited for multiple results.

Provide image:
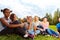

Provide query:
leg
left=0, top=28, right=14, bottom=35
left=14, top=27, right=26, bottom=36
left=35, top=30, right=40, bottom=35
left=50, top=29, right=59, bottom=36
left=46, top=29, right=53, bottom=35
left=47, top=29, right=59, bottom=36
left=28, top=30, right=34, bottom=35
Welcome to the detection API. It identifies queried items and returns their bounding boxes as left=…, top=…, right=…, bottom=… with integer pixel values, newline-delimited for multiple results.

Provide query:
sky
left=0, top=0, right=60, bottom=18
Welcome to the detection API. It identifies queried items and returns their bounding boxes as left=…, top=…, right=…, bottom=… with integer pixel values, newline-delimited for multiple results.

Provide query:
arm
left=34, top=25, right=37, bottom=32
left=47, top=22, right=49, bottom=28
left=33, top=25, right=37, bottom=37
left=27, top=23, right=31, bottom=30
left=0, top=18, right=24, bottom=28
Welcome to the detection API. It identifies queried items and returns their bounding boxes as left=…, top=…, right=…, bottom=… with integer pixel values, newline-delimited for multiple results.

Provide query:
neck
left=4, top=16, right=8, bottom=20
left=43, top=21, right=47, bottom=23
left=34, top=20, right=38, bottom=22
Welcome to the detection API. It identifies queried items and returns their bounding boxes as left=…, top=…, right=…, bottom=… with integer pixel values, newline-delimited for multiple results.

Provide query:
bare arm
left=0, top=18, right=24, bottom=28
left=47, top=22, right=49, bottom=28
left=27, top=23, right=31, bottom=30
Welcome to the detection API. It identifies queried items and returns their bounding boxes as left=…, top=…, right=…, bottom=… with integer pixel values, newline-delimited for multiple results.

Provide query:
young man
left=56, top=17, right=60, bottom=38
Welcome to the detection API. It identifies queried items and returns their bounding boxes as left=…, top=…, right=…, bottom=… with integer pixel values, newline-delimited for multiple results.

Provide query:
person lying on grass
left=40, top=17, right=59, bottom=37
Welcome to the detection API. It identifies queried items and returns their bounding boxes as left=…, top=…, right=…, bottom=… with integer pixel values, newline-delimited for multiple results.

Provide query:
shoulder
left=40, top=22, right=43, bottom=24
left=47, top=22, right=49, bottom=24
left=56, top=23, right=60, bottom=26
left=0, top=18, right=5, bottom=21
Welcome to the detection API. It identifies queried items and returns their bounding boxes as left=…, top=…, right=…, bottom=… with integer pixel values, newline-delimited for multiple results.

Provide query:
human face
left=14, top=14, right=17, bottom=20
left=27, top=16, right=32, bottom=23
left=43, top=18, right=47, bottom=22
left=58, top=18, right=60, bottom=22
left=4, top=10, right=11, bottom=18
left=34, top=16, right=39, bottom=21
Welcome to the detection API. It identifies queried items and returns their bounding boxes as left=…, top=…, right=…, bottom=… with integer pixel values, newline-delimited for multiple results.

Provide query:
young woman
left=33, top=16, right=44, bottom=34
left=0, top=8, right=27, bottom=37
left=41, top=17, right=59, bottom=37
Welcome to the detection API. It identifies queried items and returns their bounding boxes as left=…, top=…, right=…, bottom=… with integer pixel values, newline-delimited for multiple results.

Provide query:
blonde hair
left=33, top=16, right=39, bottom=22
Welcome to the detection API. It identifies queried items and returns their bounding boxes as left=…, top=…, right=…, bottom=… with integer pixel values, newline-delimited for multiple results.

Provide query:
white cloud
left=0, top=0, right=60, bottom=18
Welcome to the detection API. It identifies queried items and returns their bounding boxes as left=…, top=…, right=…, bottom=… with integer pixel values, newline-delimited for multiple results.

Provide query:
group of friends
left=0, top=8, right=60, bottom=39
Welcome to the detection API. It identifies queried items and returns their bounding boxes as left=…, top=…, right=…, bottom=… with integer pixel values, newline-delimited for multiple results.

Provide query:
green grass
left=0, top=25, right=60, bottom=40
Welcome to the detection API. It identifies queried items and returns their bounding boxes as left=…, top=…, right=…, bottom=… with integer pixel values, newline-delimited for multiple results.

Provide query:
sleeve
left=56, top=23, right=59, bottom=29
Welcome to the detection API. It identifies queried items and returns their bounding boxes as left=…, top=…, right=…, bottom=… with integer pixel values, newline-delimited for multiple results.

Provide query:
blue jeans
left=28, top=29, right=40, bottom=35
left=46, top=29, right=59, bottom=36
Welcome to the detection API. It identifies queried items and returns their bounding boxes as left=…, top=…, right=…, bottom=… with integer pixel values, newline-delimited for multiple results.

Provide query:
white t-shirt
left=0, top=21, right=5, bottom=31
left=0, top=17, right=11, bottom=31
left=33, top=21, right=41, bottom=26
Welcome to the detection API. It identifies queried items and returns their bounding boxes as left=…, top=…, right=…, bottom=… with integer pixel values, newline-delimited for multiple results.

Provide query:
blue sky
left=0, top=0, right=60, bottom=18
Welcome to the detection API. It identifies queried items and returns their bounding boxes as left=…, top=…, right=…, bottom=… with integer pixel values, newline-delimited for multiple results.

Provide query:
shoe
left=24, top=34, right=28, bottom=38
left=46, top=35, right=50, bottom=36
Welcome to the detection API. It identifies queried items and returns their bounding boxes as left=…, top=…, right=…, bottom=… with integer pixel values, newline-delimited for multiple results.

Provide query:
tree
left=45, top=13, right=52, bottom=25
left=53, top=9, right=59, bottom=25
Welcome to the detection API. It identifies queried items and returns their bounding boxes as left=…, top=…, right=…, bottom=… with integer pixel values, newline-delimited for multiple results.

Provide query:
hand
left=40, top=29, right=44, bottom=31
left=20, top=23, right=24, bottom=28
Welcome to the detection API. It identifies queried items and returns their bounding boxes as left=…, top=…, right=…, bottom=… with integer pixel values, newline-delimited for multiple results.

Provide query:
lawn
left=0, top=25, right=60, bottom=40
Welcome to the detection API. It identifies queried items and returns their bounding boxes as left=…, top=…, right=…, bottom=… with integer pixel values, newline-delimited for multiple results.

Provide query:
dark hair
left=10, top=13, right=15, bottom=21
left=1, top=8, right=12, bottom=13
left=42, top=17, right=48, bottom=21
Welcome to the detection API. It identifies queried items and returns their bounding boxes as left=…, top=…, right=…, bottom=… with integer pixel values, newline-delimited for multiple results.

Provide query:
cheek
left=45, top=19, right=47, bottom=21
left=7, top=13, right=10, bottom=16
left=59, top=19, right=60, bottom=22
left=5, top=13, right=10, bottom=17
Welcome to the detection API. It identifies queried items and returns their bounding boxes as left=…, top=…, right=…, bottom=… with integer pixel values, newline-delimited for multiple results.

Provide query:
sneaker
left=46, top=35, right=50, bottom=36
left=24, top=34, right=28, bottom=38
left=56, top=36, right=58, bottom=38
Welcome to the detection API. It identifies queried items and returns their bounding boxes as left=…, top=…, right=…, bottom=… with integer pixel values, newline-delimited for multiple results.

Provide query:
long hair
left=10, top=13, right=15, bottom=21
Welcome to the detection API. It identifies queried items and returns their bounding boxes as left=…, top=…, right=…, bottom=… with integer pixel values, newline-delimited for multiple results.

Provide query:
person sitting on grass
left=56, top=17, right=60, bottom=38
left=33, top=16, right=44, bottom=34
left=0, top=8, right=28, bottom=38
left=26, top=16, right=40, bottom=38
left=41, top=17, right=59, bottom=37
left=10, top=13, right=28, bottom=38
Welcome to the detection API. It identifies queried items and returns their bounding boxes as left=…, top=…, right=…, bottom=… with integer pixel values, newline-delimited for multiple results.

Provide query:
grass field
left=0, top=25, right=60, bottom=40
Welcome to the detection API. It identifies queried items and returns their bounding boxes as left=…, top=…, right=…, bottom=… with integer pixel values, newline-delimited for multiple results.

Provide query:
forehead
left=4, top=9, right=11, bottom=12
left=35, top=17, right=38, bottom=18
left=44, top=18, right=47, bottom=19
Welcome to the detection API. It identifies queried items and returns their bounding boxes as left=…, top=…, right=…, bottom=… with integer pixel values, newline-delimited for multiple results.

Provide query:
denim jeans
left=46, top=29, right=59, bottom=36
left=28, top=29, right=40, bottom=35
